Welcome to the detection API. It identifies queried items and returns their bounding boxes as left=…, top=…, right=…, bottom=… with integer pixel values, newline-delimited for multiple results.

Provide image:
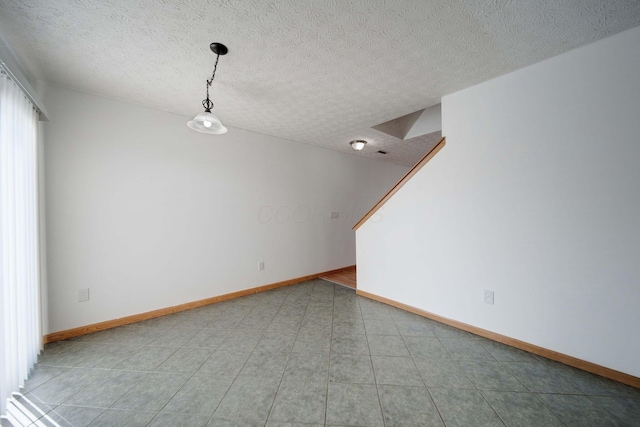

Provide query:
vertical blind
left=0, top=66, right=42, bottom=416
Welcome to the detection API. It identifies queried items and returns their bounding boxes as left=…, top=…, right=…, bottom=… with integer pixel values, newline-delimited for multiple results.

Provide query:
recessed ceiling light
left=350, top=140, right=367, bottom=151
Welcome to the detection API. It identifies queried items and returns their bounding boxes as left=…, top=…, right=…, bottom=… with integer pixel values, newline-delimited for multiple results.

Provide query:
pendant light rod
left=203, top=43, right=227, bottom=113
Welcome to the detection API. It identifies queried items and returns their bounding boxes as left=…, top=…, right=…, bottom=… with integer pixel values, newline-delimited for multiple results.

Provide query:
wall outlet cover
left=484, top=290, right=494, bottom=305
left=330, top=211, right=339, bottom=219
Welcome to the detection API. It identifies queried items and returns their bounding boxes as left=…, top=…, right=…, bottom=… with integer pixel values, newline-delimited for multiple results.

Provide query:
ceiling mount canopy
left=209, top=42, right=228, bottom=56
left=187, top=42, right=228, bottom=135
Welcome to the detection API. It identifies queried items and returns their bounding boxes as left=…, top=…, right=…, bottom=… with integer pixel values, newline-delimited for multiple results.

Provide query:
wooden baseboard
left=43, top=266, right=355, bottom=344
left=357, top=289, right=640, bottom=389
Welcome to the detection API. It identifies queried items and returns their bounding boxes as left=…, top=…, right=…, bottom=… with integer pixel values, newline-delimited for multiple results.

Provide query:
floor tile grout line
left=495, top=355, right=559, bottom=396
left=200, top=288, right=291, bottom=427
left=475, top=388, right=524, bottom=427
left=102, top=313, right=221, bottom=424
left=453, top=352, right=525, bottom=425
left=390, top=311, right=449, bottom=427
left=424, top=387, right=454, bottom=427
left=486, top=349, right=616, bottom=426
left=40, top=289, right=271, bottom=425
left=17, top=387, right=103, bottom=427
left=321, top=281, right=334, bottom=427
left=51, top=404, right=107, bottom=427
left=138, top=290, right=281, bottom=424
left=263, top=283, right=312, bottom=425
left=359, top=293, right=387, bottom=427
left=106, top=345, right=184, bottom=414
left=577, top=394, right=631, bottom=425
left=413, top=315, right=556, bottom=425
left=151, top=342, right=221, bottom=424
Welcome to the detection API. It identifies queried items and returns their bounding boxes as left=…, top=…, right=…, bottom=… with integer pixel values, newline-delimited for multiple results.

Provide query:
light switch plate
left=78, top=288, right=90, bottom=302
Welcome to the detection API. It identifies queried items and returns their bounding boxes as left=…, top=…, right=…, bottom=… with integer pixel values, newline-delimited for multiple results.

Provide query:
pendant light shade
left=188, top=42, right=228, bottom=135
left=187, top=111, right=227, bottom=134
left=350, top=140, right=367, bottom=151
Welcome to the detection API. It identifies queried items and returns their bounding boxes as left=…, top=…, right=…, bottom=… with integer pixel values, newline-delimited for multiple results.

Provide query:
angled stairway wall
left=355, top=26, right=640, bottom=379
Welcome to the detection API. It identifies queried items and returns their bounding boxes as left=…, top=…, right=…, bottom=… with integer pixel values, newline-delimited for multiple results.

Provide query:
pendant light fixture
left=187, top=43, right=228, bottom=134
left=350, top=140, right=367, bottom=151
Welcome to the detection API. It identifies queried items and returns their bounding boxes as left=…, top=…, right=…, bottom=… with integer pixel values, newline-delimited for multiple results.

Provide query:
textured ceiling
left=1, top=0, right=639, bottom=166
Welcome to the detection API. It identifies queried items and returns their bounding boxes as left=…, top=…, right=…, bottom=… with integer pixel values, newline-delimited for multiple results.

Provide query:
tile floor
left=18, top=280, right=640, bottom=426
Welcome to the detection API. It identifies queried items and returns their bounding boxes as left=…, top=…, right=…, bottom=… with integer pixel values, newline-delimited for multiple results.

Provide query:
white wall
left=357, top=26, right=640, bottom=377
left=41, top=83, right=406, bottom=334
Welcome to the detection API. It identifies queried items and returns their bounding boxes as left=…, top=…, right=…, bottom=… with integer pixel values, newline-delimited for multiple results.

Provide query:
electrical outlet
left=78, top=288, right=90, bottom=302
left=330, top=211, right=339, bottom=219
left=484, top=290, right=494, bottom=305
left=259, top=261, right=265, bottom=271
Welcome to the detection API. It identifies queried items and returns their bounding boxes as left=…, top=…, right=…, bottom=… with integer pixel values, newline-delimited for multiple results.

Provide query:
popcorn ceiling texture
left=0, top=0, right=639, bottom=165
